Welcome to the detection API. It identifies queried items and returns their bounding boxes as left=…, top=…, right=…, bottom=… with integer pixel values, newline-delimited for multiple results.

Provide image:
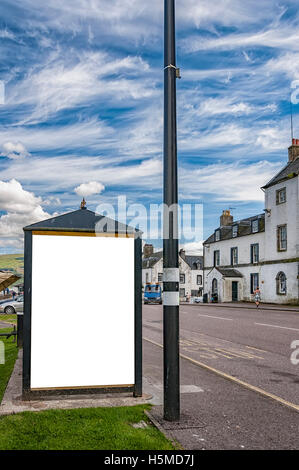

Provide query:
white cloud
left=264, top=52, right=299, bottom=80
left=0, top=29, right=16, bottom=41
left=181, top=241, right=203, bottom=255
left=180, top=160, right=282, bottom=202
left=16, top=0, right=282, bottom=40
left=0, top=156, right=163, bottom=193
left=255, top=127, right=287, bottom=150
left=0, top=179, right=43, bottom=213
left=183, top=24, right=299, bottom=53
left=75, top=181, right=105, bottom=197
left=42, top=196, right=61, bottom=206
left=0, top=179, right=53, bottom=251
left=8, top=51, right=155, bottom=124
left=0, top=118, right=114, bottom=153
left=1, top=141, right=30, bottom=159
left=183, top=97, right=254, bottom=117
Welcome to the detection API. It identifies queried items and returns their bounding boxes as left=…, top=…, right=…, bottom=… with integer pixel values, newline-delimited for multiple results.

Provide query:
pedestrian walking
left=254, top=287, right=261, bottom=308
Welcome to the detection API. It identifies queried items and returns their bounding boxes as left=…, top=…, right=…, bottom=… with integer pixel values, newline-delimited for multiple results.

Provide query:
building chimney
left=143, top=244, right=154, bottom=257
left=179, top=248, right=186, bottom=260
left=288, top=139, right=299, bottom=162
left=220, top=210, right=233, bottom=227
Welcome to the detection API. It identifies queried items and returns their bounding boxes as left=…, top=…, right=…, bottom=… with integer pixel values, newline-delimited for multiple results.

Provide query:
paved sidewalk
left=182, top=302, right=299, bottom=312
left=0, top=321, right=14, bottom=329
left=144, top=339, right=299, bottom=450
left=0, top=350, right=151, bottom=416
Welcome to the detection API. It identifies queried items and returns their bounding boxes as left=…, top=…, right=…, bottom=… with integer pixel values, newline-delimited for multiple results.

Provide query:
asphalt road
left=143, top=303, right=299, bottom=407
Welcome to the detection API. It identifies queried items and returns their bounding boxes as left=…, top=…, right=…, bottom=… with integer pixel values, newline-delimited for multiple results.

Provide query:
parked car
left=194, top=296, right=203, bottom=303
left=0, top=295, right=23, bottom=314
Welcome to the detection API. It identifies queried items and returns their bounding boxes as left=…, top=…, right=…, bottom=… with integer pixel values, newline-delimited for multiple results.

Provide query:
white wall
left=142, top=255, right=203, bottom=299
left=260, top=262, right=298, bottom=304
left=204, top=232, right=265, bottom=268
left=264, top=178, right=299, bottom=260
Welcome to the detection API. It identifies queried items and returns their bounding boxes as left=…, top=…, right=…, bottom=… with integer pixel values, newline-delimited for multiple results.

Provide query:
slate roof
left=203, top=213, right=265, bottom=245
left=216, top=268, right=243, bottom=278
left=24, top=208, right=139, bottom=235
left=142, top=251, right=163, bottom=269
left=142, top=252, right=203, bottom=270
left=262, top=158, right=299, bottom=189
left=184, top=255, right=203, bottom=270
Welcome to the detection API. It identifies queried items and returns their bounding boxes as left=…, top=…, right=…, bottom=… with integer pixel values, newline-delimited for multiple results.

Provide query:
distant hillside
left=0, top=254, right=24, bottom=286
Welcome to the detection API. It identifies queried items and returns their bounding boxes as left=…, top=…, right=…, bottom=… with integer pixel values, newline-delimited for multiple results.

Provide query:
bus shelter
left=22, top=202, right=142, bottom=398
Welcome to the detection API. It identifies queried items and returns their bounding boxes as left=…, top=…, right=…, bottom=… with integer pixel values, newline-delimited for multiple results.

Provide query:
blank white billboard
left=30, top=234, right=135, bottom=390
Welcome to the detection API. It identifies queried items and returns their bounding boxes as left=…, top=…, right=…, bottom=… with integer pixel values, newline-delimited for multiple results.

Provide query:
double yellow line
left=144, top=337, right=299, bottom=413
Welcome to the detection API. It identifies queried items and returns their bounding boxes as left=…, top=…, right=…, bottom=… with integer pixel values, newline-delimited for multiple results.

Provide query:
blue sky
left=0, top=0, right=298, bottom=253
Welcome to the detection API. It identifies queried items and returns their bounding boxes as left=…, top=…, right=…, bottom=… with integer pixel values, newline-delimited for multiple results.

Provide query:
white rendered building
left=142, top=244, right=203, bottom=301
left=203, top=142, right=299, bottom=305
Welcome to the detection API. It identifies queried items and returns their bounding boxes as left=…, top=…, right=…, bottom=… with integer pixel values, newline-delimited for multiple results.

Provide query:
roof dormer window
left=215, top=230, right=220, bottom=241
left=251, top=219, right=259, bottom=233
left=232, top=225, right=238, bottom=238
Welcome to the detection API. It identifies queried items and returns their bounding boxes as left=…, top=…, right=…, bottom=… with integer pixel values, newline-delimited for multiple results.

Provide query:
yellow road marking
left=246, top=345, right=267, bottom=353
left=144, top=337, right=299, bottom=413
left=181, top=337, right=263, bottom=360
left=214, top=347, right=263, bottom=360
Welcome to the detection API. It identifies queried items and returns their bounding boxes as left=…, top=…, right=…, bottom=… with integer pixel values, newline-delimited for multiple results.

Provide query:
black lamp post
left=163, top=0, right=180, bottom=422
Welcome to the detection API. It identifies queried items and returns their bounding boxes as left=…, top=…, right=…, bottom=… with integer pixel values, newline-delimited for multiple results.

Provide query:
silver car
left=0, top=296, right=23, bottom=314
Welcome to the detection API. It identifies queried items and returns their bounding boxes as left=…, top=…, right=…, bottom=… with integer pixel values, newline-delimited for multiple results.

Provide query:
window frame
left=180, top=273, right=185, bottom=284
left=215, top=230, right=220, bottom=241
left=232, top=225, right=238, bottom=238
left=197, top=274, right=202, bottom=285
left=277, top=224, right=287, bottom=252
left=276, top=187, right=286, bottom=205
left=250, top=243, right=259, bottom=264
left=158, top=272, right=163, bottom=282
left=276, top=272, right=287, bottom=295
left=179, top=288, right=185, bottom=298
left=230, top=247, right=238, bottom=266
left=250, top=273, right=259, bottom=294
left=213, top=250, right=220, bottom=267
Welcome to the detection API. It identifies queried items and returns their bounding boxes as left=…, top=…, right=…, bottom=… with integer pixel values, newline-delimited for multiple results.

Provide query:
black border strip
left=23, top=230, right=32, bottom=393
left=134, top=236, right=143, bottom=397
left=22, top=231, right=143, bottom=399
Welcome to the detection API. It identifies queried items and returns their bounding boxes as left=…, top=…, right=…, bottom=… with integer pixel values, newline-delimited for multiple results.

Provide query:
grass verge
left=0, top=405, right=176, bottom=450
left=0, top=328, right=18, bottom=402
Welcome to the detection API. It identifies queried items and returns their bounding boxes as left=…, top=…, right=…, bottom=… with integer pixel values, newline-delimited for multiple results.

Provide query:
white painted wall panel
left=31, top=234, right=135, bottom=389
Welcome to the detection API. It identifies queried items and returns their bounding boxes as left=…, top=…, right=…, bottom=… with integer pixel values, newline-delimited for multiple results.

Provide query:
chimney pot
left=288, top=139, right=299, bottom=162
left=143, top=244, right=154, bottom=257
left=220, top=209, right=233, bottom=227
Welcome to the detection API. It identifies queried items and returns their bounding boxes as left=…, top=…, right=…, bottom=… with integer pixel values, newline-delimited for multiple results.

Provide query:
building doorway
left=232, top=281, right=238, bottom=301
left=211, top=278, right=218, bottom=302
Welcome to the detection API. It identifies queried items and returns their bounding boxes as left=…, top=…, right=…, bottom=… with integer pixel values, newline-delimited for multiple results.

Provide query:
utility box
left=22, top=203, right=142, bottom=398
